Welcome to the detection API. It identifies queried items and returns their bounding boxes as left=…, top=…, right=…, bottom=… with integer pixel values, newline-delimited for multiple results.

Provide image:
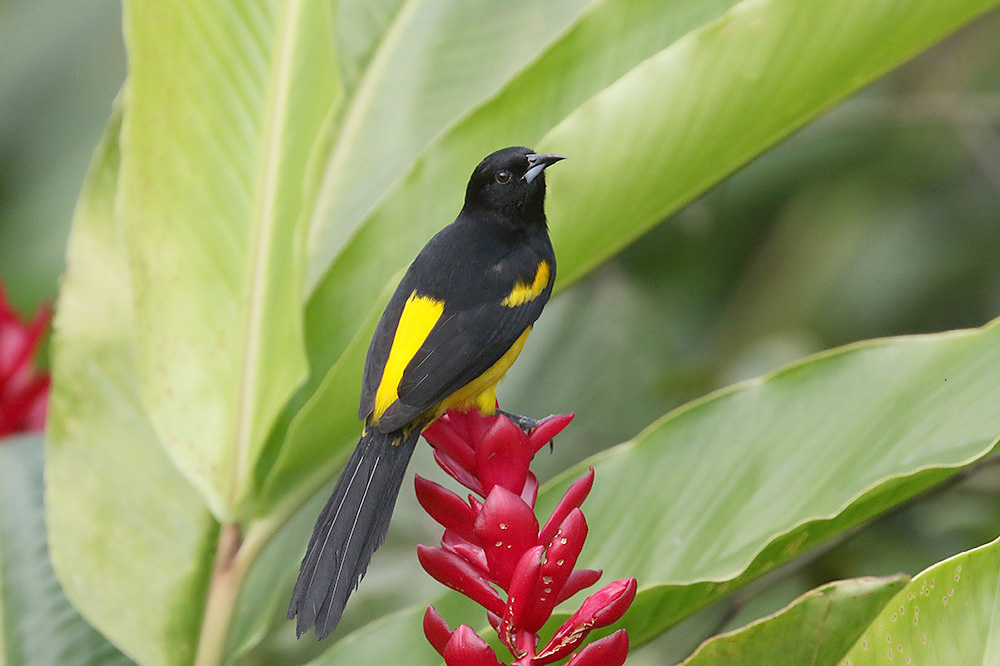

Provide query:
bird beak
left=523, top=153, right=566, bottom=183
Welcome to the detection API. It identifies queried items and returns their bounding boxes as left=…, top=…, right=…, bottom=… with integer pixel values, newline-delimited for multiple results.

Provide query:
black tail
left=288, top=426, right=420, bottom=639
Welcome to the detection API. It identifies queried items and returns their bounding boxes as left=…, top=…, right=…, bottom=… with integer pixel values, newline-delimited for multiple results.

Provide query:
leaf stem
left=194, top=522, right=245, bottom=666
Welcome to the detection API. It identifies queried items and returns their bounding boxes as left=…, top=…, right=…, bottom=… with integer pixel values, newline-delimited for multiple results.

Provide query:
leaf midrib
left=231, top=0, right=306, bottom=509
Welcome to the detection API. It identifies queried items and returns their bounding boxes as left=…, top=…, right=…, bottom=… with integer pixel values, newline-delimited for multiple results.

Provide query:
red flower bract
left=535, top=578, right=637, bottom=664
left=563, top=630, right=629, bottom=666
left=418, top=408, right=636, bottom=666
left=0, top=283, right=50, bottom=438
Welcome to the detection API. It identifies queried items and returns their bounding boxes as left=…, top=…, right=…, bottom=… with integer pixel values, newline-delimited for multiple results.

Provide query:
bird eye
left=495, top=169, right=511, bottom=184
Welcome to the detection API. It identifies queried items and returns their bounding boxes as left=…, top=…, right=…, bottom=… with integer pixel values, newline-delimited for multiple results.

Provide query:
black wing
left=375, top=294, right=548, bottom=432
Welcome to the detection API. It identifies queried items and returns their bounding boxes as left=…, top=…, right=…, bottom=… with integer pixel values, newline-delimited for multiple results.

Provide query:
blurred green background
left=0, top=0, right=124, bottom=311
left=3, top=1, right=1000, bottom=663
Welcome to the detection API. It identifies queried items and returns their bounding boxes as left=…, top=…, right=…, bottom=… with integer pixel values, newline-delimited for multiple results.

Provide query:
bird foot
left=495, top=409, right=550, bottom=435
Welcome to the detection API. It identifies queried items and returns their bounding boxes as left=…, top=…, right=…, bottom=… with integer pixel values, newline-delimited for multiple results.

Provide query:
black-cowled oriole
left=288, top=146, right=564, bottom=639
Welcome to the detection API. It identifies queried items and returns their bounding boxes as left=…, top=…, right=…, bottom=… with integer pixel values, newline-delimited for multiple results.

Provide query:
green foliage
left=680, top=576, right=908, bottom=666
left=0, top=436, right=132, bottom=666
left=47, top=110, right=216, bottom=666
left=543, top=320, right=1000, bottom=644
left=842, top=535, right=1000, bottom=665
left=304, top=320, right=1000, bottom=665
left=0, top=0, right=995, bottom=664
left=119, top=0, right=337, bottom=520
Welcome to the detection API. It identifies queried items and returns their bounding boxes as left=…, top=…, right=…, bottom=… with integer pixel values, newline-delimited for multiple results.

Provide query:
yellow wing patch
left=373, top=291, right=445, bottom=422
left=501, top=261, right=550, bottom=307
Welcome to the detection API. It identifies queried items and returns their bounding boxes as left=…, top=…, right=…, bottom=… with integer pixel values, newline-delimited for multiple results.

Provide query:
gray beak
left=523, top=152, right=566, bottom=183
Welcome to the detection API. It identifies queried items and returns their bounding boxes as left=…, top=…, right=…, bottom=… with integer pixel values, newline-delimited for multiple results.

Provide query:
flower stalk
left=416, top=408, right=636, bottom=666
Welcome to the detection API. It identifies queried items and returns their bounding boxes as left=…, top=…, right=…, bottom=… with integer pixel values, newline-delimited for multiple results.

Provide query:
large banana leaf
left=310, top=318, right=1000, bottom=663
left=549, top=320, right=1000, bottom=644
left=117, top=0, right=337, bottom=519
left=46, top=114, right=217, bottom=666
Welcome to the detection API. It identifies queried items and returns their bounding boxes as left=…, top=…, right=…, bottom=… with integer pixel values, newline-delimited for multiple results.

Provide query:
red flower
left=417, top=408, right=636, bottom=666
left=534, top=578, right=637, bottom=664
left=0, top=282, right=50, bottom=438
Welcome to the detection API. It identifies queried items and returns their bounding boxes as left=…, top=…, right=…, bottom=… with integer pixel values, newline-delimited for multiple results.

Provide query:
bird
left=288, top=146, right=565, bottom=639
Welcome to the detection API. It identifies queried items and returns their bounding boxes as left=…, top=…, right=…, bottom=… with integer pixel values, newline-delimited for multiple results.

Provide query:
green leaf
left=286, top=0, right=1000, bottom=518
left=842, top=534, right=1000, bottom=665
left=542, top=0, right=1000, bottom=287
left=679, top=576, right=907, bottom=666
left=333, top=0, right=405, bottom=98
left=46, top=110, right=217, bottom=666
left=117, top=0, right=338, bottom=518
left=539, top=319, right=1000, bottom=644
left=304, top=320, right=1000, bottom=662
left=0, top=435, right=133, bottom=666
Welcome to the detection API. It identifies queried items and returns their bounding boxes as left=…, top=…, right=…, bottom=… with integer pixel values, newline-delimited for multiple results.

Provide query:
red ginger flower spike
left=0, top=282, right=50, bottom=439
left=418, top=407, right=637, bottom=666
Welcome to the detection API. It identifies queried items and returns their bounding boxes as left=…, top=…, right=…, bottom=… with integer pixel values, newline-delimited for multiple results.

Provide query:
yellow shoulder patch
left=501, top=260, right=550, bottom=308
left=373, top=291, right=445, bottom=422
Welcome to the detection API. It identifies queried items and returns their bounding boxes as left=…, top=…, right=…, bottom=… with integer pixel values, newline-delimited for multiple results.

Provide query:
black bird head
left=463, top=146, right=565, bottom=225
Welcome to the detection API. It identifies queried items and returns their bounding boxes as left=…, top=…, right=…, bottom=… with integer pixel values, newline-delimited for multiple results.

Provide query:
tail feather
left=288, top=427, right=419, bottom=639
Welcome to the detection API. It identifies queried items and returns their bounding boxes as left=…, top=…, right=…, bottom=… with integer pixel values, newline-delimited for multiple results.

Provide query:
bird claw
left=495, top=409, right=542, bottom=433
left=497, top=410, right=561, bottom=453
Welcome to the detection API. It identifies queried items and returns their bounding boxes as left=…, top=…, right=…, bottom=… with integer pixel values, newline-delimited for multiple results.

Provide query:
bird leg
left=495, top=409, right=546, bottom=435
